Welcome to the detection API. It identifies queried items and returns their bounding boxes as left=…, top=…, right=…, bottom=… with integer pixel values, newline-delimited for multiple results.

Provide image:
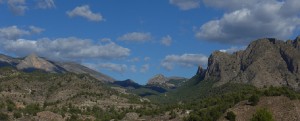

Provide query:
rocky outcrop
left=203, top=37, right=300, bottom=90
left=16, top=53, right=63, bottom=73
left=147, top=74, right=187, bottom=88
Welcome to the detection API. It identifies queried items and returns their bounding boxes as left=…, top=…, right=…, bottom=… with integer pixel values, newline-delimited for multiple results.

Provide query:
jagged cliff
left=201, top=37, right=300, bottom=90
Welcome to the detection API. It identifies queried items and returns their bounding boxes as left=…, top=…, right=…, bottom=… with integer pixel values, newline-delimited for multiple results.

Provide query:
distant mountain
left=198, top=36, right=300, bottom=90
left=55, top=62, right=115, bottom=83
left=0, top=53, right=115, bottom=83
left=113, top=79, right=142, bottom=89
left=147, top=74, right=187, bottom=88
left=16, top=53, right=65, bottom=73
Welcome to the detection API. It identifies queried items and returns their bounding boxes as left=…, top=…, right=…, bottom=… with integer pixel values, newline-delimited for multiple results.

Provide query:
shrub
left=249, top=94, right=259, bottom=106
left=23, top=103, right=40, bottom=116
left=225, top=111, right=236, bottom=121
left=13, top=112, right=22, bottom=118
left=251, top=108, right=274, bottom=121
left=0, top=112, right=8, bottom=120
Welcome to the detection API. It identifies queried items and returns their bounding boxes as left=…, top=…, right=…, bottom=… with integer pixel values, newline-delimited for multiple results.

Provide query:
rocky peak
left=147, top=74, right=168, bottom=85
left=201, top=37, right=300, bottom=90
left=16, top=53, right=62, bottom=73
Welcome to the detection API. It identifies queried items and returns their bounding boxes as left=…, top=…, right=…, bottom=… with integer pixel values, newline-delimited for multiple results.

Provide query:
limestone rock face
left=147, top=74, right=187, bottom=88
left=204, top=37, right=300, bottom=90
left=16, top=53, right=63, bottom=73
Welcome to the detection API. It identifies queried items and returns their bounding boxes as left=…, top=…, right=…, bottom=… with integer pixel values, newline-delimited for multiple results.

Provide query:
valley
left=1, top=37, right=300, bottom=121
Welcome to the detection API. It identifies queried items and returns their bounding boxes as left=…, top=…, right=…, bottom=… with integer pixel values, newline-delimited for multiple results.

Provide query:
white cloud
left=29, top=26, right=44, bottom=34
left=0, top=26, right=30, bottom=40
left=128, top=57, right=140, bottom=62
left=0, top=26, right=130, bottom=60
left=140, top=64, right=149, bottom=73
left=118, top=32, right=152, bottom=42
left=130, top=65, right=137, bottom=73
left=196, top=0, right=300, bottom=44
left=66, top=5, right=104, bottom=22
left=98, top=63, right=128, bottom=73
left=169, top=0, right=200, bottom=10
left=161, top=35, right=172, bottom=46
left=219, top=46, right=246, bottom=54
left=161, top=54, right=208, bottom=70
left=7, top=0, right=27, bottom=15
left=144, top=57, right=150, bottom=61
left=36, top=0, right=55, bottom=9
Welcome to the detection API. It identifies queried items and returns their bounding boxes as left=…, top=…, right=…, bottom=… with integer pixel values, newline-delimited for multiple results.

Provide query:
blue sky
left=0, top=0, right=300, bottom=84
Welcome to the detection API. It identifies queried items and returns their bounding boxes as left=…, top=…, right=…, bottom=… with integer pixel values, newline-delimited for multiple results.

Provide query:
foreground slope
left=0, top=67, right=142, bottom=120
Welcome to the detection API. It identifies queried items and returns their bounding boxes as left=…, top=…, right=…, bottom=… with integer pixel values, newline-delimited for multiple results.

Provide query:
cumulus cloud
left=36, top=0, right=55, bottom=9
left=98, top=63, right=128, bottom=73
left=118, top=32, right=152, bottom=42
left=0, top=26, right=30, bottom=40
left=161, top=35, right=172, bottom=46
left=0, top=26, right=130, bottom=60
left=7, top=0, right=27, bottom=15
left=128, top=57, right=140, bottom=62
left=169, top=0, right=200, bottom=10
left=196, top=0, right=300, bottom=44
left=140, top=64, right=149, bottom=73
left=161, top=54, right=208, bottom=70
left=66, top=5, right=104, bottom=22
left=130, top=65, right=137, bottom=73
left=29, top=26, right=44, bottom=34
left=144, top=57, right=150, bottom=61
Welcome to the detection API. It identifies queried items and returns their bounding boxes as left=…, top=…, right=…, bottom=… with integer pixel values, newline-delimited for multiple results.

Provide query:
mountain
left=199, top=37, right=300, bottom=90
left=55, top=62, right=115, bottom=83
left=146, top=74, right=187, bottom=88
left=16, top=53, right=65, bottom=73
left=0, top=53, right=114, bottom=83
left=113, top=79, right=142, bottom=89
left=0, top=54, right=20, bottom=67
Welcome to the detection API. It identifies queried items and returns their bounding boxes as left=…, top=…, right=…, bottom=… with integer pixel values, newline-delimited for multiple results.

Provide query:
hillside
left=0, top=54, right=114, bottom=83
left=0, top=67, right=146, bottom=121
left=219, top=96, right=300, bottom=121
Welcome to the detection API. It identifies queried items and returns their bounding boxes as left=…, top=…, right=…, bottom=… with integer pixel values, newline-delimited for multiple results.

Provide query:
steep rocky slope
left=56, top=62, right=115, bottom=83
left=16, top=53, right=64, bottom=73
left=202, top=37, right=300, bottom=90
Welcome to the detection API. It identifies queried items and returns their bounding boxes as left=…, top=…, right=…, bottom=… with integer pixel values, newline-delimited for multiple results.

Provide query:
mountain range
left=1, top=36, right=300, bottom=120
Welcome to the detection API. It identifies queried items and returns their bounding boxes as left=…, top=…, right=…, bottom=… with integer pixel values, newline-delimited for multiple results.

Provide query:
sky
left=0, top=0, right=300, bottom=84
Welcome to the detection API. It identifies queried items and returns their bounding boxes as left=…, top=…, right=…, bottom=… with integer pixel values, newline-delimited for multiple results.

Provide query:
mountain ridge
left=199, top=36, right=300, bottom=90
left=0, top=53, right=115, bottom=83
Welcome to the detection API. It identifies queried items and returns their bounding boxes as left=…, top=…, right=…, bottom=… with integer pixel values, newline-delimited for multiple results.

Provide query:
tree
left=251, top=108, right=274, bottom=121
left=248, top=94, right=259, bottom=106
left=225, top=111, right=236, bottom=121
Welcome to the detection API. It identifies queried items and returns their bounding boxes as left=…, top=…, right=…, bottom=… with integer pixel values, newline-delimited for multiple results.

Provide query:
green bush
left=249, top=94, right=259, bottom=106
left=225, top=111, right=236, bottom=121
left=251, top=108, right=274, bottom=121
left=13, top=112, right=22, bottom=118
left=23, top=103, right=41, bottom=116
left=0, top=112, right=9, bottom=120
